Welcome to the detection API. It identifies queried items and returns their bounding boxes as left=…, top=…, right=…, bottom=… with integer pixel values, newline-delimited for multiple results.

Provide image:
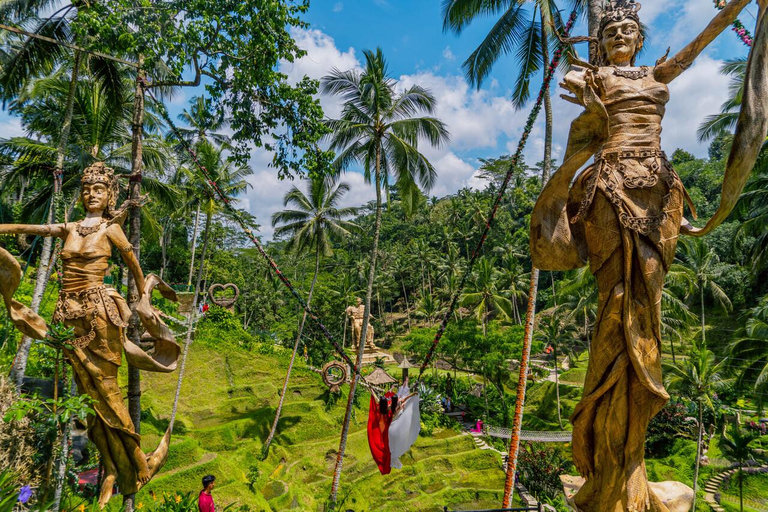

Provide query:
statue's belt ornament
left=571, top=148, right=680, bottom=235
left=53, top=285, right=129, bottom=349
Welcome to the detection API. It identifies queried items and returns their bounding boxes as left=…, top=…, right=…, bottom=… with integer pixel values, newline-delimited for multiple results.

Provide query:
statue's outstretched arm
left=0, top=223, right=66, bottom=238
left=654, top=0, right=752, bottom=84
left=683, top=1, right=768, bottom=236
left=107, top=224, right=146, bottom=295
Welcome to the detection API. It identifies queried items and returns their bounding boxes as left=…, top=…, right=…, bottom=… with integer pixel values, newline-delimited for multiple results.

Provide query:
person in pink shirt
left=198, top=475, right=215, bottom=512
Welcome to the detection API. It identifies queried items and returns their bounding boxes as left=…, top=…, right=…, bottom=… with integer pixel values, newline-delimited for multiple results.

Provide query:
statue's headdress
left=81, top=162, right=119, bottom=213
left=600, top=0, right=641, bottom=26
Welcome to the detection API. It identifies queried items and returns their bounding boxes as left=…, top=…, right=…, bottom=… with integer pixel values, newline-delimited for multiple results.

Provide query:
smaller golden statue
left=0, top=163, right=180, bottom=507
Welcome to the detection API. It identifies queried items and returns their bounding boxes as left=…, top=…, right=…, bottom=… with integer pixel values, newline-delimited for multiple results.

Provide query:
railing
left=483, top=425, right=572, bottom=442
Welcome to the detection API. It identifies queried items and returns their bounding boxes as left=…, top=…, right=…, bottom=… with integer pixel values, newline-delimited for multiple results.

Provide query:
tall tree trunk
left=126, top=65, right=146, bottom=439
left=187, top=204, right=201, bottom=289
left=330, top=144, right=383, bottom=504
left=700, top=281, right=706, bottom=344
left=693, top=399, right=703, bottom=512
left=10, top=51, right=81, bottom=389
left=123, top=65, right=146, bottom=512
left=739, top=463, right=743, bottom=512
left=554, top=343, right=563, bottom=428
left=342, top=314, right=347, bottom=348
left=160, top=219, right=170, bottom=280
left=262, top=249, right=321, bottom=457
left=542, top=39, right=553, bottom=184
left=502, top=268, right=540, bottom=507
left=401, top=276, right=412, bottom=333
left=52, top=376, right=75, bottom=512
left=588, top=0, right=602, bottom=63
left=502, top=36, right=554, bottom=506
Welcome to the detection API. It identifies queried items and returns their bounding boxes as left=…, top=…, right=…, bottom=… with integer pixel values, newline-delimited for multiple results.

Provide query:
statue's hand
left=560, top=69, right=587, bottom=105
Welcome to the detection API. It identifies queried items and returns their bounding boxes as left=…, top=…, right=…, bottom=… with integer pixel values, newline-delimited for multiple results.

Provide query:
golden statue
left=531, top=0, right=768, bottom=510
left=0, top=163, right=181, bottom=507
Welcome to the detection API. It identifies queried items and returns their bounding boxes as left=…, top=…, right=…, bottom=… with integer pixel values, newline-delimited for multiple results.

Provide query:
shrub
left=646, top=400, right=696, bottom=458
left=518, top=443, right=573, bottom=501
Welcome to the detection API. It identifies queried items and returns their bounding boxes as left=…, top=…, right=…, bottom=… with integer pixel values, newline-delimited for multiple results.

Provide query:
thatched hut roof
left=397, top=357, right=417, bottom=369
left=364, top=367, right=398, bottom=386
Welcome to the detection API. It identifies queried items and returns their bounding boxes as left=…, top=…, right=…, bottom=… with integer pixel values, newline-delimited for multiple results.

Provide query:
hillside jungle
left=0, top=1, right=767, bottom=511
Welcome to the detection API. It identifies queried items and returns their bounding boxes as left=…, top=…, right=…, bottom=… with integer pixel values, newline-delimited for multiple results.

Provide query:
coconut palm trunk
left=330, top=151, right=383, bottom=504
left=10, top=51, right=82, bottom=389
left=263, top=249, right=321, bottom=456
left=187, top=204, right=201, bottom=288
left=700, top=278, right=706, bottom=343
left=126, top=65, right=146, bottom=439
left=502, top=34, right=554, bottom=507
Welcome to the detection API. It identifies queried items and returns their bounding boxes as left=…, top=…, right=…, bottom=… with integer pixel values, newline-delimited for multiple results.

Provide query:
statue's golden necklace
left=612, top=66, right=650, bottom=80
left=76, top=218, right=105, bottom=237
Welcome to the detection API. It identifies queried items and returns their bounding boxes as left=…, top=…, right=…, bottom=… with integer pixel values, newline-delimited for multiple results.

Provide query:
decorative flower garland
left=714, top=0, right=754, bottom=47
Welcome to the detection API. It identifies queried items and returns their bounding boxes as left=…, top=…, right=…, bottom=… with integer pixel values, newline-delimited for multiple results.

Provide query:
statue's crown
left=82, top=162, right=116, bottom=185
left=601, top=0, right=641, bottom=23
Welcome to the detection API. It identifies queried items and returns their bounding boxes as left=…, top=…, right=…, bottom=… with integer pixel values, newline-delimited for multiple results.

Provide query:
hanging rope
left=146, top=88, right=373, bottom=389
left=417, top=11, right=577, bottom=378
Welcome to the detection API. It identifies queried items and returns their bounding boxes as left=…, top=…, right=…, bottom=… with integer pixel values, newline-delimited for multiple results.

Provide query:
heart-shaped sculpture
left=208, top=283, right=240, bottom=310
left=322, top=361, right=348, bottom=393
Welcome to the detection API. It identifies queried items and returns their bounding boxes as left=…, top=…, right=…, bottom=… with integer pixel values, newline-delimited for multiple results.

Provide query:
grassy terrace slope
left=123, top=334, right=506, bottom=511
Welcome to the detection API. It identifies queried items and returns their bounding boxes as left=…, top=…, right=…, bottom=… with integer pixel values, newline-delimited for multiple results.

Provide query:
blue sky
left=0, top=0, right=758, bottom=238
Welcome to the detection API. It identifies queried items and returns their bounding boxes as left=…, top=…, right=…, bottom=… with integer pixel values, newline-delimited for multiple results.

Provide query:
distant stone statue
left=346, top=297, right=376, bottom=351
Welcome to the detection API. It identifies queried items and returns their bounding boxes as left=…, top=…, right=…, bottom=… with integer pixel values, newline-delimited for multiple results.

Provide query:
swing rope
left=417, top=11, right=577, bottom=379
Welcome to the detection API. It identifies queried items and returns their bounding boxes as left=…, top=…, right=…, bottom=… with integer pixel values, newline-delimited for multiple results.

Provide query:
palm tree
left=663, top=342, right=728, bottom=512
left=322, top=48, right=448, bottom=503
left=173, top=96, right=232, bottom=287
left=500, top=254, right=530, bottom=324
left=174, top=95, right=231, bottom=147
left=697, top=58, right=746, bottom=142
left=262, top=177, right=358, bottom=457
left=460, top=256, right=513, bottom=337
left=186, top=140, right=252, bottom=296
left=730, top=297, right=768, bottom=403
left=534, top=310, right=577, bottom=428
left=415, top=293, right=441, bottom=326
left=558, top=267, right=596, bottom=358
left=673, top=238, right=733, bottom=344
left=719, top=418, right=765, bottom=512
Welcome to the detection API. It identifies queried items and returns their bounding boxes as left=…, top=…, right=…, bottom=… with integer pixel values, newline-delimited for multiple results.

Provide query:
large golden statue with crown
left=531, top=0, right=768, bottom=510
left=0, top=163, right=180, bottom=507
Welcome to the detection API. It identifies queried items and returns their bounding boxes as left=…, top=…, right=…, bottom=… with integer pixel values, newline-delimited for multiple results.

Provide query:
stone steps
left=703, top=463, right=768, bottom=511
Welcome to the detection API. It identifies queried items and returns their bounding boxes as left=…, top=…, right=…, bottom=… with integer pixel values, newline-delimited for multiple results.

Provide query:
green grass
left=120, top=336, right=506, bottom=511
left=719, top=471, right=768, bottom=512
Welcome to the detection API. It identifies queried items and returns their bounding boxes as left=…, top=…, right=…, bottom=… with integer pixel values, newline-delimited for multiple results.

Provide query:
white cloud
left=243, top=168, right=375, bottom=240
left=333, top=2, right=343, bottom=13
left=248, top=25, right=730, bottom=240
left=662, top=54, right=730, bottom=157
left=0, top=116, right=23, bottom=138
left=280, top=28, right=362, bottom=118
left=442, top=46, right=455, bottom=61
left=398, top=72, right=522, bottom=151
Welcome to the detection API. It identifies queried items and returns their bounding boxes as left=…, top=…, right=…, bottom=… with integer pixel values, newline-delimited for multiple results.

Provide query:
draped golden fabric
left=0, top=246, right=178, bottom=499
